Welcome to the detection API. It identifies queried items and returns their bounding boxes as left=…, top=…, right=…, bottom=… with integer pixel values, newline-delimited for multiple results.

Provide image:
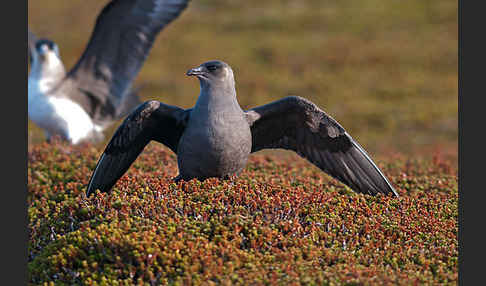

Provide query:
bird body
left=28, top=90, right=103, bottom=144
left=28, top=51, right=104, bottom=143
left=28, top=0, right=191, bottom=144
left=177, top=71, right=252, bottom=180
left=87, top=60, right=398, bottom=198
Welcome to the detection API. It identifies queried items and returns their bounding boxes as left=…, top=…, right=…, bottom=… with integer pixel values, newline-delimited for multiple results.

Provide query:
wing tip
left=344, top=134, right=400, bottom=197
left=86, top=177, right=109, bottom=197
left=86, top=153, right=106, bottom=197
left=375, top=184, right=399, bottom=197
left=387, top=185, right=400, bottom=198
left=85, top=176, right=100, bottom=197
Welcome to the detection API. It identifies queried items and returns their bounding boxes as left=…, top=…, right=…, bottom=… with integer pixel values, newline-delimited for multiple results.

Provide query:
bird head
left=186, top=60, right=235, bottom=88
left=35, top=39, right=61, bottom=63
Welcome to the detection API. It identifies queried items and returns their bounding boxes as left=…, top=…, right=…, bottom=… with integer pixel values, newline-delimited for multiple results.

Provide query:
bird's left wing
left=66, top=0, right=191, bottom=107
left=86, top=100, right=190, bottom=196
left=246, top=96, right=398, bottom=197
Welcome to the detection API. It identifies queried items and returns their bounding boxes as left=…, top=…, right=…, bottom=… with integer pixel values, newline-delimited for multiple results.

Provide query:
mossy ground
left=28, top=141, right=457, bottom=285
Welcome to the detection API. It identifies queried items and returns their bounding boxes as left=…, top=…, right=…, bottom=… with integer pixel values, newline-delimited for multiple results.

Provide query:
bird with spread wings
left=87, top=60, right=398, bottom=197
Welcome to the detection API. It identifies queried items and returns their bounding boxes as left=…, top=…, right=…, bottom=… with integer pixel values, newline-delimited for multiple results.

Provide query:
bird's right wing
left=28, top=28, right=38, bottom=66
left=246, top=96, right=398, bottom=197
left=86, top=100, right=190, bottom=195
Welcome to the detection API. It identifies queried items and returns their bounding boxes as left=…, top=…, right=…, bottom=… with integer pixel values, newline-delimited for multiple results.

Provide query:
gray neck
left=194, top=79, right=241, bottom=113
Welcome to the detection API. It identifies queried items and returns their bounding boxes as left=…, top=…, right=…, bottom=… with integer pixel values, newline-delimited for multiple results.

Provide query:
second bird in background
left=28, top=0, right=191, bottom=144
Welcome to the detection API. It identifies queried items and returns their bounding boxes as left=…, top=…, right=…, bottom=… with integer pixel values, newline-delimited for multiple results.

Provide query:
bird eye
left=207, top=65, right=217, bottom=71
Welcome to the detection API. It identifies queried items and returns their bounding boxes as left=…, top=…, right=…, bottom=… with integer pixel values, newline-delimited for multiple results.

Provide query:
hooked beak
left=186, top=66, right=206, bottom=77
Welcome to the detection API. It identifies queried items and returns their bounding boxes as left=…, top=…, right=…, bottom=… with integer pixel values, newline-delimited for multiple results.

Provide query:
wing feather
left=86, top=100, right=190, bottom=195
left=246, top=96, right=398, bottom=196
left=66, top=0, right=191, bottom=108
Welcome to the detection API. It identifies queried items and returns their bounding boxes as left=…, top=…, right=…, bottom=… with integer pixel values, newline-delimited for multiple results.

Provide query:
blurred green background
left=28, top=0, right=457, bottom=160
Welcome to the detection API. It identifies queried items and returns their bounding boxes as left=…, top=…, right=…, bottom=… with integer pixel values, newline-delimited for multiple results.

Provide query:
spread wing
left=66, top=0, right=191, bottom=108
left=86, top=100, right=191, bottom=195
left=246, top=96, right=398, bottom=197
left=28, top=28, right=38, bottom=66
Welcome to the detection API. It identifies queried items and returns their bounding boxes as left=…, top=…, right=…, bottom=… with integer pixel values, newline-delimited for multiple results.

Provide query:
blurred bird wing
left=246, top=96, right=398, bottom=197
left=66, top=0, right=191, bottom=107
left=86, top=100, right=191, bottom=195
